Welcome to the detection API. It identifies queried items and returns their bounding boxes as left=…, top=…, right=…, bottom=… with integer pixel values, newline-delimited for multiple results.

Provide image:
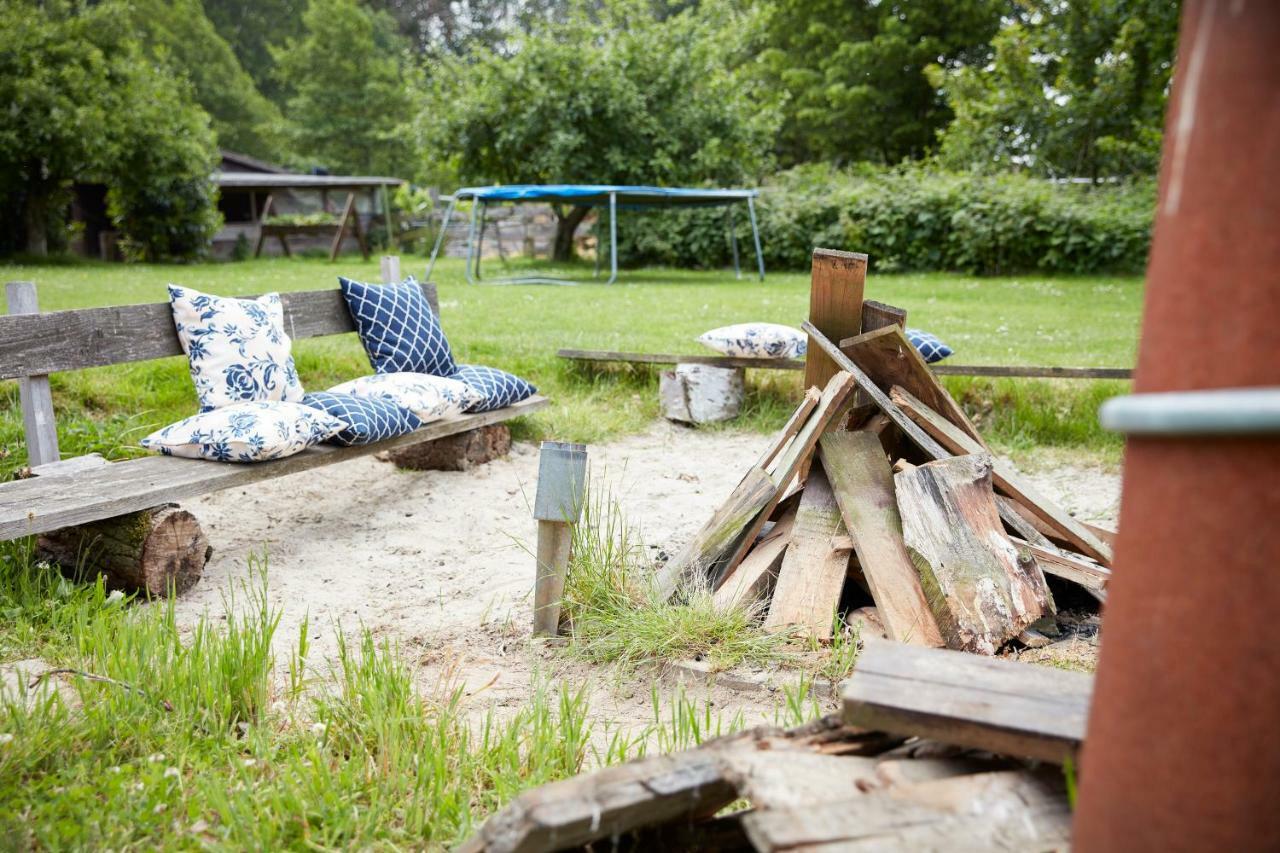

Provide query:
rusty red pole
left=1074, top=1, right=1280, bottom=849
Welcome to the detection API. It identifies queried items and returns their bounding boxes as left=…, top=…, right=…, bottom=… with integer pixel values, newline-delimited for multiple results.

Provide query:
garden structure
left=426, top=185, right=766, bottom=285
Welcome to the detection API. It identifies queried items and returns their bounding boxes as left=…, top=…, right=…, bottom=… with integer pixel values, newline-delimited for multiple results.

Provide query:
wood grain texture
left=1011, top=536, right=1111, bottom=597
left=890, top=385, right=1114, bottom=565
left=895, top=454, right=1054, bottom=655
left=533, top=520, right=572, bottom=637
left=0, top=396, right=548, bottom=541
left=712, top=504, right=796, bottom=611
left=804, top=249, right=867, bottom=390
left=763, top=463, right=849, bottom=639
left=860, top=299, right=907, bottom=332
left=819, top=431, right=945, bottom=648
left=0, top=281, right=440, bottom=381
left=842, top=640, right=1092, bottom=764
left=932, top=364, right=1132, bottom=379
left=7, top=282, right=60, bottom=466
left=839, top=325, right=987, bottom=448
left=758, top=387, right=820, bottom=471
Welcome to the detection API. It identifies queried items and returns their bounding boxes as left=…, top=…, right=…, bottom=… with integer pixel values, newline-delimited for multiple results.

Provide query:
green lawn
left=0, top=254, right=1143, bottom=477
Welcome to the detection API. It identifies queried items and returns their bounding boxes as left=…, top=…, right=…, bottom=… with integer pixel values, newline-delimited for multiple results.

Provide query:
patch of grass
left=0, top=550, right=820, bottom=848
left=0, top=255, right=1141, bottom=478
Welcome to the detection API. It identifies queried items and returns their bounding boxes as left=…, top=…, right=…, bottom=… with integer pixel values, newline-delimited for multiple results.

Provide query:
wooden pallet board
left=842, top=640, right=1093, bottom=764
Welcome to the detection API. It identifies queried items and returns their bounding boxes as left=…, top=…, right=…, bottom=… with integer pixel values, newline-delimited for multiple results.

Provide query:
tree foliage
left=417, top=0, right=780, bottom=258
left=203, top=0, right=308, bottom=105
left=761, top=0, right=1005, bottom=166
left=273, top=0, right=415, bottom=176
left=931, top=0, right=1180, bottom=178
left=0, top=0, right=220, bottom=259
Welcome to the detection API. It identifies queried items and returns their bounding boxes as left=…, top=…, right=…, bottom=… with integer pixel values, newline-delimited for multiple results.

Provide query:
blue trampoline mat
left=452, top=184, right=758, bottom=208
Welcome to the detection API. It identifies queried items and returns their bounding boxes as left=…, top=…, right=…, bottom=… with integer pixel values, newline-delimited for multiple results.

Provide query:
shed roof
left=214, top=171, right=403, bottom=189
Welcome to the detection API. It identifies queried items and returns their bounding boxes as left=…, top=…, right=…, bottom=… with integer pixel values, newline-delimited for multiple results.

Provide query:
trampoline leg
left=475, top=201, right=488, bottom=281
left=747, top=196, right=765, bottom=281
left=463, top=200, right=481, bottom=284
left=728, top=207, right=741, bottom=279
left=425, top=198, right=457, bottom=282
left=593, top=215, right=602, bottom=278
left=607, top=192, right=618, bottom=285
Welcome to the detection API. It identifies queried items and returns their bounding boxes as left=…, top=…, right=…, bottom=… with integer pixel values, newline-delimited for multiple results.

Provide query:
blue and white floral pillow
left=328, top=373, right=482, bottom=422
left=339, top=276, right=456, bottom=376
left=168, top=285, right=305, bottom=411
left=301, top=392, right=423, bottom=446
left=451, top=364, right=537, bottom=413
left=698, top=323, right=807, bottom=359
left=140, top=402, right=346, bottom=463
left=906, top=328, right=954, bottom=364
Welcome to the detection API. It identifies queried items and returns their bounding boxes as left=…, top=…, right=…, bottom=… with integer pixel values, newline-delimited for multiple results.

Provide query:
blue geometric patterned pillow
left=451, top=364, right=537, bottom=413
left=301, top=392, right=423, bottom=446
left=906, top=328, right=954, bottom=364
left=339, top=276, right=456, bottom=376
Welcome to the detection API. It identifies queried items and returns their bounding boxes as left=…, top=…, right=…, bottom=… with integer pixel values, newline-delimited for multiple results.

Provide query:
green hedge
left=615, top=165, right=1156, bottom=275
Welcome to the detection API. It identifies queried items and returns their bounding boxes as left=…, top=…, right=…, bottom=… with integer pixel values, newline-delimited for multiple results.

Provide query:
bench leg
left=37, top=504, right=211, bottom=596
left=381, top=424, right=512, bottom=472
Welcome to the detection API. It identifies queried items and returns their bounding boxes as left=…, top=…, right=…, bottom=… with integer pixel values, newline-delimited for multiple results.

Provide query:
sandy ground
left=168, top=422, right=1122, bottom=727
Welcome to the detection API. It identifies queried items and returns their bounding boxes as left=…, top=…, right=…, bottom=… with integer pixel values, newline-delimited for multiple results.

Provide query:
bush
left=616, top=164, right=1155, bottom=275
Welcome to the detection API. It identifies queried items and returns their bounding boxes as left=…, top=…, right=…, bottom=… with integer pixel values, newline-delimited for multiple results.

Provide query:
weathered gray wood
left=932, top=364, right=1132, bottom=379
left=380, top=254, right=401, bottom=283
left=1011, top=536, right=1111, bottom=597
left=532, top=520, right=572, bottom=637
left=758, top=386, right=820, bottom=471
left=819, top=431, right=945, bottom=648
left=0, top=396, right=548, bottom=541
left=764, top=463, right=851, bottom=640
left=28, top=453, right=108, bottom=479
left=842, top=640, right=1093, bottom=764
left=712, top=503, right=796, bottom=611
left=7, top=282, right=60, bottom=466
left=659, top=364, right=744, bottom=424
left=890, top=385, right=1114, bottom=565
left=0, top=282, right=440, bottom=380
left=717, top=742, right=881, bottom=810
left=741, top=769, right=1071, bottom=852
left=895, top=454, right=1054, bottom=655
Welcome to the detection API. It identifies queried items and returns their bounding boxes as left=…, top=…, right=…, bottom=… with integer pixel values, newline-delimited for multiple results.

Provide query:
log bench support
left=381, top=423, right=512, bottom=471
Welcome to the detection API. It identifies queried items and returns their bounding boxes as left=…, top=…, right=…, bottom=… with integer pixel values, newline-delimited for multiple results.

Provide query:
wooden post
left=252, top=194, right=274, bottom=258
left=330, top=192, right=358, bottom=261
left=6, top=282, right=59, bottom=467
left=380, top=255, right=401, bottom=284
left=532, top=441, right=588, bottom=637
left=804, top=249, right=867, bottom=391
left=381, top=185, right=396, bottom=250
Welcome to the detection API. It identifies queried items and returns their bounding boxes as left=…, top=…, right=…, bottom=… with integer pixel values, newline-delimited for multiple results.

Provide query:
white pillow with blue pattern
left=301, top=392, right=423, bottom=446
left=698, top=323, right=807, bottom=359
left=328, top=373, right=482, bottom=422
left=140, top=402, right=346, bottom=462
left=905, top=328, right=954, bottom=364
left=168, top=285, right=306, bottom=411
left=339, top=276, right=456, bottom=376
left=451, top=364, right=537, bottom=413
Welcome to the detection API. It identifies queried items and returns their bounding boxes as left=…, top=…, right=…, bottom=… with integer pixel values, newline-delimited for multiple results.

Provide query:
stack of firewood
left=654, top=314, right=1113, bottom=656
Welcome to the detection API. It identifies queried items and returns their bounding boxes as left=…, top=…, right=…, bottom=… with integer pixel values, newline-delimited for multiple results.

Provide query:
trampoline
left=425, top=184, right=765, bottom=285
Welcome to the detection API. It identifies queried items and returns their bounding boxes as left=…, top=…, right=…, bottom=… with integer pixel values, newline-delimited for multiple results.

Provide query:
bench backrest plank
left=0, top=281, right=439, bottom=382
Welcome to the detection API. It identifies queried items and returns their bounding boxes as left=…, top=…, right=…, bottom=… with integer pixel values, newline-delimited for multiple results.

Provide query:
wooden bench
left=0, top=274, right=548, bottom=593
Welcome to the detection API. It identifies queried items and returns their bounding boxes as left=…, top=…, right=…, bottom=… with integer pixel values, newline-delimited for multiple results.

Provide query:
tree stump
left=382, top=423, right=512, bottom=471
left=660, top=364, right=745, bottom=424
left=37, top=505, right=210, bottom=596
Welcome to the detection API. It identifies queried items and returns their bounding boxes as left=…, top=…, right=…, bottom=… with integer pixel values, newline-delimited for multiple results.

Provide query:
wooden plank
left=0, top=282, right=440, bottom=380
left=889, top=385, right=1114, bottom=565
left=819, top=431, right=945, bottom=648
left=329, top=192, right=356, bottom=261
left=657, top=371, right=857, bottom=598
left=28, top=453, right=108, bottom=479
left=860, top=299, right=907, bottom=333
left=532, top=520, right=573, bottom=637
left=6, top=282, right=60, bottom=466
left=712, top=503, right=796, bottom=611
left=741, top=770, right=1071, bottom=852
left=842, top=640, right=1092, bottom=764
left=763, top=463, right=849, bottom=640
left=804, top=249, right=867, bottom=390
left=933, top=364, right=1132, bottom=379
left=1011, top=536, right=1111, bottom=596
left=839, top=325, right=987, bottom=448
left=717, top=743, right=881, bottom=810
left=895, top=454, right=1054, bottom=655
left=758, top=387, right=820, bottom=471
left=0, top=396, right=548, bottom=541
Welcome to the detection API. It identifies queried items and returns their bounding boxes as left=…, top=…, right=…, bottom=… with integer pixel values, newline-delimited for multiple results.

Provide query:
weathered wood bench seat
left=0, top=276, right=548, bottom=591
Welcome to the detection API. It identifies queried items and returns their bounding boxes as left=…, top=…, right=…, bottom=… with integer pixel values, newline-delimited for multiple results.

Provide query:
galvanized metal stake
left=532, top=441, right=588, bottom=637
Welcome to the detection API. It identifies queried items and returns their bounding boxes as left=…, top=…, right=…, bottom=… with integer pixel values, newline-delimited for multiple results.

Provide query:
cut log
left=37, top=504, right=209, bottom=596
left=764, top=463, right=849, bottom=639
left=894, top=454, right=1054, bottom=655
left=659, top=364, right=745, bottom=424
left=839, top=325, right=987, bottom=449
left=819, top=431, right=945, bottom=648
left=382, top=424, right=511, bottom=471
left=890, top=385, right=1114, bottom=566
left=713, top=503, right=796, bottom=611
left=842, top=640, right=1092, bottom=764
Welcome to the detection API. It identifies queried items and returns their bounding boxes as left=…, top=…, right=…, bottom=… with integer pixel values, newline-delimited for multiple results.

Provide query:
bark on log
left=660, top=364, right=745, bottom=424
left=37, top=504, right=209, bottom=596
left=382, top=424, right=511, bottom=471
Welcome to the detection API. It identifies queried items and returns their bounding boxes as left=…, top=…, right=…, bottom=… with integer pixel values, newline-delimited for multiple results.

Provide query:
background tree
left=931, top=0, right=1180, bottom=178
left=0, top=0, right=220, bottom=258
left=273, top=0, right=415, bottom=175
left=760, top=0, right=1005, bottom=166
left=203, top=0, right=308, bottom=105
left=417, top=0, right=779, bottom=260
